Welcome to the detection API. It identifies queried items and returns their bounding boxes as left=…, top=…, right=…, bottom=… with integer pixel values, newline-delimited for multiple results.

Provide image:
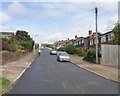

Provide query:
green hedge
left=57, top=47, right=66, bottom=51
left=84, top=48, right=96, bottom=62
left=58, top=44, right=83, bottom=56
left=65, top=44, right=76, bottom=54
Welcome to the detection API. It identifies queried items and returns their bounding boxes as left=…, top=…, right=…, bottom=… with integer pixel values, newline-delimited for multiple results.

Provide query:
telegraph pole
left=95, top=7, right=98, bottom=64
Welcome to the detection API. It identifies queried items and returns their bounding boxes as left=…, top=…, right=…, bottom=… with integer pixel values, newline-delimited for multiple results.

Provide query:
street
left=8, top=48, right=118, bottom=94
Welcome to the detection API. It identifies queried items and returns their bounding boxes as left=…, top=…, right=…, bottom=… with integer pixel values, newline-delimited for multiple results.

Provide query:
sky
left=0, top=0, right=119, bottom=44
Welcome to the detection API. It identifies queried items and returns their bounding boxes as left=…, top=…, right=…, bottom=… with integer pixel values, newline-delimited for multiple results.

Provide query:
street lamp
left=33, top=35, right=38, bottom=55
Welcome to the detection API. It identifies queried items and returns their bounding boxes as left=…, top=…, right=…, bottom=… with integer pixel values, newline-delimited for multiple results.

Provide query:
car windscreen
left=60, top=52, right=68, bottom=56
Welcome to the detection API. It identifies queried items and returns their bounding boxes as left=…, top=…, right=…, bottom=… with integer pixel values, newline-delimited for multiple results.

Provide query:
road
left=8, top=48, right=118, bottom=94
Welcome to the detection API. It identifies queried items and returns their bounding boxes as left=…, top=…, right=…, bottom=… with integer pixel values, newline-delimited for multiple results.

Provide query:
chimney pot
left=75, top=35, right=77, bottom=39
left=89, top=30, right=92, bottom=35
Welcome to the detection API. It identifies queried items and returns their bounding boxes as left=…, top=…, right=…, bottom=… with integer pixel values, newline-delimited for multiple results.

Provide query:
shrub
left=75, top=48, right=83, bottom=56
left=57, top=47, right=66, bottom=51
left=65, top=44, right=76, bottom=54
left=9, top=43, right=17, bottom=52
left=84, top=48, right=96, bottom=62
left=20, top=41, right=33, bottom=51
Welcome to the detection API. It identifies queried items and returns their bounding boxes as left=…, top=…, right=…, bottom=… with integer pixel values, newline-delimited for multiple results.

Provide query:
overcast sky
left=0, top=0, right=119, bottom=44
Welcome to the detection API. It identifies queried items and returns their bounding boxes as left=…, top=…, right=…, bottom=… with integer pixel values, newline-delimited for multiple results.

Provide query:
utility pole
left=95, top=7, right=98, bottom=64
left=33, top=35, right=38, bottom=55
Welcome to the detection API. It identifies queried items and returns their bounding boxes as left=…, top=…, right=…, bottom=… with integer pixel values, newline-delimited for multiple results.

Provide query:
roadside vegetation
left=57, top=44, right=83, bottom=56
left=83, top=48, right=96, bottom=62
left=119, top=75, right=120, bottom=81
left=2, top=30, right=34, bottom=52
left=46, top=44, right=55, bottom=49
left=2, top=30, right=37, bottom=64
left=0, top=77, right=11, bottom=94
left=112, top=22, right=120, bottom=45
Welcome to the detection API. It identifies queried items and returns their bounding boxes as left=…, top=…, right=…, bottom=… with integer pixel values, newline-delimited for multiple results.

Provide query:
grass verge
left=0, top=77, right=10, bottom=94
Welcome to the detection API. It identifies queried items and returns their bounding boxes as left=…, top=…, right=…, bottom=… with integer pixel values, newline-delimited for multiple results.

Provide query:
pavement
left=70, top=55, right=119, bottom=82
left=1, top=50, right=38, bottom=94
left=5, top=48, right=118, bottom=94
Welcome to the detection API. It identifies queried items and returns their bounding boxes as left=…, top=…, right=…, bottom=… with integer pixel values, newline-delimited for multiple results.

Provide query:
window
left=106, top=34, right=108, bottom=41
left=101, top=35, right=106, bottom=43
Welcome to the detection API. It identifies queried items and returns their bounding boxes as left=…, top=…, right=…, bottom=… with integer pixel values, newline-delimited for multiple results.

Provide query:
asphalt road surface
left=8, top=48, right=118, bottom=94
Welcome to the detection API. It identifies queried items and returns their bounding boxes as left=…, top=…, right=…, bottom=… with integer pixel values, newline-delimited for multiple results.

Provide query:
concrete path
left=70, top=55, right=119, bottom=82
left=1, top=50, right=38, bottom=94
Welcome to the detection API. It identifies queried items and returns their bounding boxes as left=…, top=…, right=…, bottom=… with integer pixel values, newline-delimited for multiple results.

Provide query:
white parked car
left=57, top=52, right=70, bottom=62
left=50, top=50, right=57, bottom=55
left=41, top=46, right=44, bottom=50
left=57, top=51, right=62, bottom=56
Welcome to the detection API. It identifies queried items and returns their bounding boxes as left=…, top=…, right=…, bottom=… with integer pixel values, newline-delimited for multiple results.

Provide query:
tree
left=112, top=22, right=120, bottom=45
left=15, top=30, right=32, bottom=41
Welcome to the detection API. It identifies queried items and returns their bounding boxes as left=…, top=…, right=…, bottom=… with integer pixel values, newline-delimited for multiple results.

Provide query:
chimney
left=67, top=38, right=69, bottom=40
left=75, top=35, right=77, bottom=39
left=89, top=30, right=92, bottom=35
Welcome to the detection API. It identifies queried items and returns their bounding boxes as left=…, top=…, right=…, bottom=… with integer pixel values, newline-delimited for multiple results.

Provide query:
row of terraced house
left=54, top=30, right=113, bottom=53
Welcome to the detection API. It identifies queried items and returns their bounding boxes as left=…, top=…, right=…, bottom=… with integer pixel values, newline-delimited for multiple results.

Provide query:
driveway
left=8, top=48, right=118, bottom=94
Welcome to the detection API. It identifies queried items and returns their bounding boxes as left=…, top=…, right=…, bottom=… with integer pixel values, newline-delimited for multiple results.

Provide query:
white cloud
left=95, top=2, right=118, bottom=13
left=1, top=1, right=118, bottom=44
left=7, top=1, right=27, bottom=17
left=33, top=8, right=60, bottom=22
left=2, top=0, right=120, bottom=2
left=106, top=15, right=118, bottom=31
left=0, top=11, right=11, bottom=25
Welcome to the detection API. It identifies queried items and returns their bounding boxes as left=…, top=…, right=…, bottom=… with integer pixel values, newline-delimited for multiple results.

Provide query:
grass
left=0, top=77, right=10, bottom=94
left=119, top=75, right=120, bottom=81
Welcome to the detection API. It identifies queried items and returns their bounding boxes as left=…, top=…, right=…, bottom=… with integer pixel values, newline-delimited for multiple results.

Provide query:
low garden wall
left=2, top=51, right=27, bottom=64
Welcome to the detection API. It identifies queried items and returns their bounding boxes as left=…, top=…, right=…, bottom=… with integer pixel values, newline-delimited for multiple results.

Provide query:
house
left=53, top=30, right=113, bottom=53
left=83, top=36, right=90, bottom=52
left=54, top=39, right=67, bottom=48
left=0, top=32, right=14, bottom=39
left=89, top=30, right=102, bottom=49
left=78, top=37, right=84, bottom=51
left=101, top=31, right=113, bottom=44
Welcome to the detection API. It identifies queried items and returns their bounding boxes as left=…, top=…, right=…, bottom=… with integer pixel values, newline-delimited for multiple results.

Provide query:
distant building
left=0, top=32, right=14, bottom=39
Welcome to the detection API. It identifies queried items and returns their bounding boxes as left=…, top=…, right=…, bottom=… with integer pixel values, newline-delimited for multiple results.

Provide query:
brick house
left=54, top=39, right=67, bottom=48
left=53, top=30, right=113, bottom=53
left=89, top=30, right=102, bottom=49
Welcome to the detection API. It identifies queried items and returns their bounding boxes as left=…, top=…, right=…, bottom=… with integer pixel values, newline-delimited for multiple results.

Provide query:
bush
left=20, top=41, right=33, bottom=51
left=57, top=47, right=66, bottom=51
left=75, top=48, right=83, bottom=56
left=65, top=44, right=76, bottom=54
left=57, top=45, right=83, bottom=56
left=84, top=48, right=96, bottom=62
left=9, top=43, right=17, bottom=52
